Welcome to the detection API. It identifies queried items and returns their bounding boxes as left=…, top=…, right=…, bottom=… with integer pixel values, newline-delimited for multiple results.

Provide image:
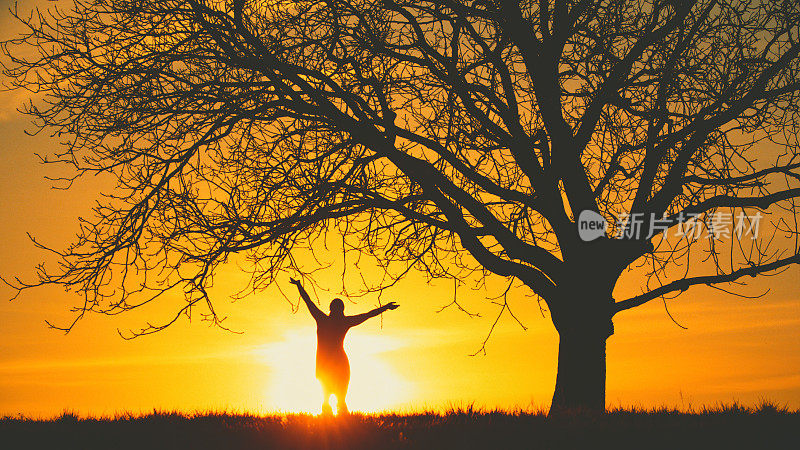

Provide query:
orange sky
left=1, top=1, right=799, bottom=418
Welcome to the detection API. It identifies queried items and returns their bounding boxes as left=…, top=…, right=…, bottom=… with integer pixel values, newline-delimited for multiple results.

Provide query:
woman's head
left=329, top=298, right=345, bottom=316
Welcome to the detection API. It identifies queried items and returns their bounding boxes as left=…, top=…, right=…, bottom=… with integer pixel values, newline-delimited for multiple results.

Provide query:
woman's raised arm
left=290, top=278, right=325, bottom=322
left=345, top=302, right=399, bottom=327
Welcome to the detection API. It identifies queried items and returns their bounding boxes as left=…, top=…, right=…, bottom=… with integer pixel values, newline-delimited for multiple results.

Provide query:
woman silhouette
left=290, top=278, right=399, bottom=415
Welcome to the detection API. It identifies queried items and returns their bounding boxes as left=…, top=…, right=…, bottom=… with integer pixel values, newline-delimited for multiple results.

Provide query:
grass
left=2, top=402, right=798, bottom=449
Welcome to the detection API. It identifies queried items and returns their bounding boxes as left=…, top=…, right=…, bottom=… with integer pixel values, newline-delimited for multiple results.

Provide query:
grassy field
left=2, top=403, right=798, bottom=449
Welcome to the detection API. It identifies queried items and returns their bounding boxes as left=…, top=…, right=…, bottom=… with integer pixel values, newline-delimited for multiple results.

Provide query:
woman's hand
left=384, top=302, right=399, bottom=310
left=290, top=277, right=301, bottom=286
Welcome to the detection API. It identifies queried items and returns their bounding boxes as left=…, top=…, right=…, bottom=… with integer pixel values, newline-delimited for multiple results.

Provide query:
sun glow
left=255, top=328, right=412, bottom=414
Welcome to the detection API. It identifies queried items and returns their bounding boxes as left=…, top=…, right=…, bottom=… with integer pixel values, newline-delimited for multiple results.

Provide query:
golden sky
left=1, top=0, right=799, bottom=417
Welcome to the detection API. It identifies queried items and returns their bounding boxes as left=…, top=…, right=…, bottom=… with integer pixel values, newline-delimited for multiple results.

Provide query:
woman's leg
left=320, top=380, right=333, bottom=415
left=334, top=366, right=351, bottom=415
left=334, top=386, right=348, bottom=415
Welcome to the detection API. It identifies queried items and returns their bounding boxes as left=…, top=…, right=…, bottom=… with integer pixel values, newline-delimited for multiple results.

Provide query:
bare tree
left=3, top=0, right=800, bottom=412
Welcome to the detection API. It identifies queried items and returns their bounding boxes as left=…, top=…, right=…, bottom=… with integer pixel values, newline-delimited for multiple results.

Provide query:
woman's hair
left=329, top=298, right=345, bottom=315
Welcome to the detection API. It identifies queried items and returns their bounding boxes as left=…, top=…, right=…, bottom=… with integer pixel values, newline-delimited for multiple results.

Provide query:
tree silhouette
left=3, top=0, right=800, bottom=412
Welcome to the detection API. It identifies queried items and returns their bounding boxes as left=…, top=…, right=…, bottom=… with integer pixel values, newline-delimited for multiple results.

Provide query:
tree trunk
left=550, top=328, right=609, bottom=414
left=546, top=239, right=625, bottom=414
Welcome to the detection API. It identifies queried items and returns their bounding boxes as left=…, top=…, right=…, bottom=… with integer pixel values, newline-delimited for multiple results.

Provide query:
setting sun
left=254, top=327, right=412, bottom=414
